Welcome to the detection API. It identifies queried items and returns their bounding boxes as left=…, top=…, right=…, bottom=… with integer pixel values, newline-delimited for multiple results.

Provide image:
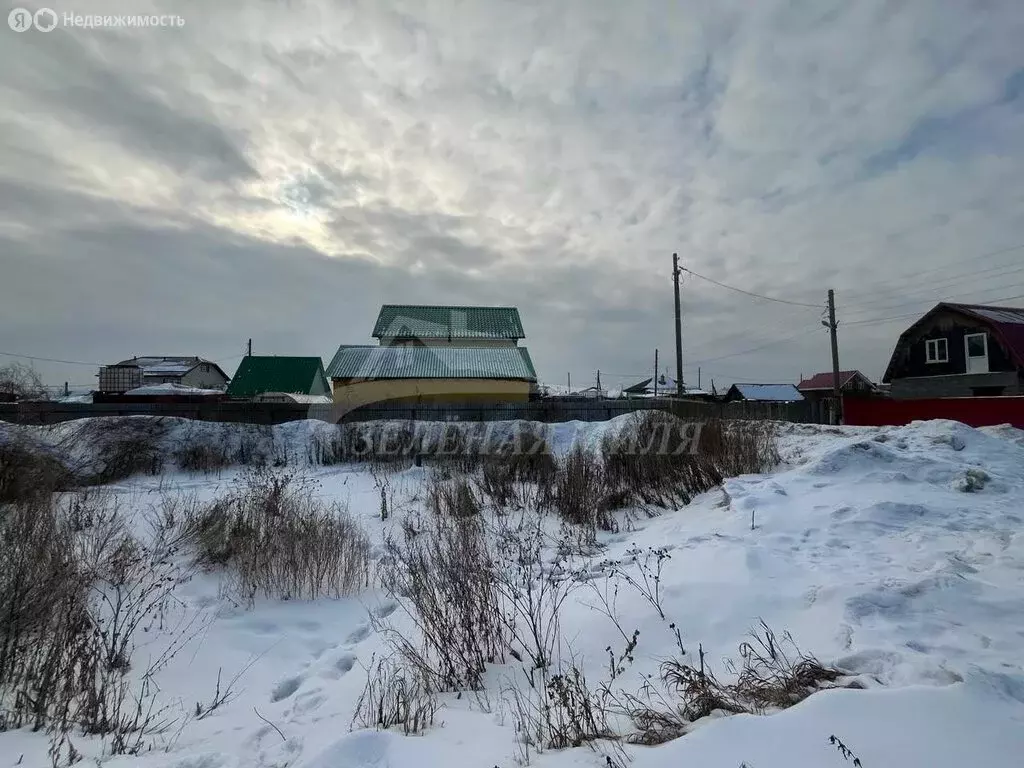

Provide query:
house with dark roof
left=882, top=302, right=1024, bottom=398
left=328, top=305, right=537, bottom=409
left=797, top=370, right=876, bottom=402
left=226, top=356, right=330, bottom=400
left=723, top=383, right=804, bottom=402
left=98, top=356, right=229, bottom=394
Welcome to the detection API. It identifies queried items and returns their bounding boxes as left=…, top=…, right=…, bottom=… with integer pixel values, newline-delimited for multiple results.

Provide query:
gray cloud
left=1, top=0, right=1023, bottom=394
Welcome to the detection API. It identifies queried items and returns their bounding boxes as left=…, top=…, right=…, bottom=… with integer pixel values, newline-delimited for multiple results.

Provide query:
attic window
left=925, top=338, right=948, bottom=364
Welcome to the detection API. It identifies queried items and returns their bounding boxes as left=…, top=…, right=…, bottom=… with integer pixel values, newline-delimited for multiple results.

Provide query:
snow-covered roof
left=252, top=392, right=334, bottom=404
left=731, top=383, right=805, bottom=402
left=125, top=383, right=223, bottom=395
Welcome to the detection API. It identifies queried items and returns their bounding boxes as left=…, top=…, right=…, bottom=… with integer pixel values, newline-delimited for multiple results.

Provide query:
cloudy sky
left=2, top=0, right=1023, bottom=393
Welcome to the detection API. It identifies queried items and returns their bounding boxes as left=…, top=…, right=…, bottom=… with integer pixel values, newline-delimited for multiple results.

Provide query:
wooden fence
left=0, top=397, right=829, bottom=426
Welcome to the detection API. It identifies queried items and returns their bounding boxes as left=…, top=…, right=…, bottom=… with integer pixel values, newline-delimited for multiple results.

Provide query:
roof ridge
left=379, top=303, right=519, bottom=310
left=942, top=301, right=1024, bottom=311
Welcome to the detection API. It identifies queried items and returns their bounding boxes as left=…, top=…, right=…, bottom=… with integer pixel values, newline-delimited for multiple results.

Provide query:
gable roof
left=372, top=305, right=525, bottom=340
left=882, top=302, right=1024, bottom=382
left=623, top=374, right=680, bottom=395
left=112, top=356, right=228, bottom=381
left=226, top=356, right=328, bottom=397
left=327, top=345, right=537, bottom=381
left=728, top=383, right=804, bottom=402
left=797, top=370, right=872, bottom=391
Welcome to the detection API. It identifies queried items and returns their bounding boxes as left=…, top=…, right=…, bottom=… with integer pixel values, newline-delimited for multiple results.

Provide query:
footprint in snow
left=373, top=600, right=398, bottom=619
left=320, top=653, right=357, bottom=681
left=270, top=676, right=303, bottom=702
left=346, top=624, right=371, bottom=644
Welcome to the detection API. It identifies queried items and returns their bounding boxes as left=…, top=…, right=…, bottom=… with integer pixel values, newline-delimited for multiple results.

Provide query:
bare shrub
left=477, top=426, right=557, bottom=511
left=352, top=655, right=438, bottom=735
left=601, top=412, right=713, bottom=509
left=553, top=446, right=614, bottom=532
left=493, top=516, right=578, bottom=672
left=174, top=442, right=232, bottom=473
left=183, top=468, right=370, bottom=604
left=507, top=661, right=622, bottom=766
left=426, top=474, right=481, bottom=518
left=600, top=413, right=779, bottom=514
left=697, top=419, right=779, bottom=477
left=378, top=511, right=505, bottom=691
left=730, top=622, right=844, bottom=710
left=0, top=440, right=74, bottom=503
left=0, top=492, right=185, bottom=755
left=70, top=418, right=169, bottom=484
left=622, top=624, right=849, bottom=745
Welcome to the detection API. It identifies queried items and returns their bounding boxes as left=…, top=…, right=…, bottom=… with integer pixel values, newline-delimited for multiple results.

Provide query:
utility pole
left=653, top=349, right=659, bottom=397
left=672, top=253, right=684, bottom=397
left=247, top=338, right=252, bottom=357
left=826, top=289, right=841, bottom=425
left=567, top=372, right=571, bottom=391
left=698, top=367, right=701, bottom=390
left=596, top=369, right=602, bottom=393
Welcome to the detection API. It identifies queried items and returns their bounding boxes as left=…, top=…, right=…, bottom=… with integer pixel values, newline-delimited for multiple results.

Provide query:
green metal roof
left=372, top=305, right=525, bottom=340
left=326, top=345, right=537, bottom=381
left=226, top=356, right=330, bottom=397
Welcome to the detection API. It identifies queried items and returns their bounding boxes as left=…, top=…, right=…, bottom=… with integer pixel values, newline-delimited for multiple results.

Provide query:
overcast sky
left=2, top=0, right=1023, bottom=393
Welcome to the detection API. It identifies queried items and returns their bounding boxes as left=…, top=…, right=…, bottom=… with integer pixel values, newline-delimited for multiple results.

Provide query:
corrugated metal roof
left=372, top=305, right=525, bottom=340
left=954, top=305, right=1024, bottom=325
left=797, top=370, right=869, bottom=391
left=115, top=356, right=202, bottom=369
left=327, top=345, right=537, bottom=381
left=226, top=356, right=329, bottom=397
left=731, top=383, right=804, bottom=402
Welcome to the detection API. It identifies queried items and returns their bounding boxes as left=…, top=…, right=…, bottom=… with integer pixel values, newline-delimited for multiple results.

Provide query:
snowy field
left=2, top=416, right=1024, bottom=768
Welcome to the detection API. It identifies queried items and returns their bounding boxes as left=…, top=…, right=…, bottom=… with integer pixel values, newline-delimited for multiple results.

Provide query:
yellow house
left=327, top=305, right=538, bottom=411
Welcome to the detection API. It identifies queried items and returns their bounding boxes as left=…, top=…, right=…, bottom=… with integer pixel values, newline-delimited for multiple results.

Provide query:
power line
left=843, top=293, right=1024, bottom=330
left=840, top=242, right=1024, bottom=303
left=682, top=268, right=822, bottom=308
left=688, top=328, right=822, bottom=365
left=0, top=350, right=103, bottom=366
left=842, top=266, right=1024, bottom=317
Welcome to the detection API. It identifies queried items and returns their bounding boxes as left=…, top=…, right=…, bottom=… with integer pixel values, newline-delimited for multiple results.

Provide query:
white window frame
left=925, top=337, right=948, bottom=364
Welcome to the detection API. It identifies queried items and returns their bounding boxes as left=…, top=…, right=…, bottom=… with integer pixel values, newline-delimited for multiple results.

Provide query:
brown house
left=882, top=302, right=1024, bottom=398
left=797, top=370, right=876, bottom=402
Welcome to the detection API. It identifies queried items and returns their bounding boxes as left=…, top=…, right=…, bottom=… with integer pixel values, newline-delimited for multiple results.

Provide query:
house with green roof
left=226, top=356, right=331, bottom=401
left=328, top=305, right=537, bottom=409
left=372, top=304, right=525, bottom=348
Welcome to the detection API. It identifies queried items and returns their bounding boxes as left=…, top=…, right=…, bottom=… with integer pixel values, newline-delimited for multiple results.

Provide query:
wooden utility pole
left=672, top=253, right=684, bottom=397
left=567, top=372, right=571, bottom=391
left=826, top=289, right=841, bottom=424
left=651, top=348, right=659, bottom=397
left=247, top=338, right=252, bottom=357
left=596, top=369, right=602, bottom=393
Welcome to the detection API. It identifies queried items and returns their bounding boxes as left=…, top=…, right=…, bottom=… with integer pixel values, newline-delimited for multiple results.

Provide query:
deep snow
left=2, top=417, right=1024, bottom=768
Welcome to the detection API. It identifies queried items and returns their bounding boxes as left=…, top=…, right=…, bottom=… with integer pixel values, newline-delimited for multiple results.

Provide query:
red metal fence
left=843, top=396, right=1024, bottom=429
